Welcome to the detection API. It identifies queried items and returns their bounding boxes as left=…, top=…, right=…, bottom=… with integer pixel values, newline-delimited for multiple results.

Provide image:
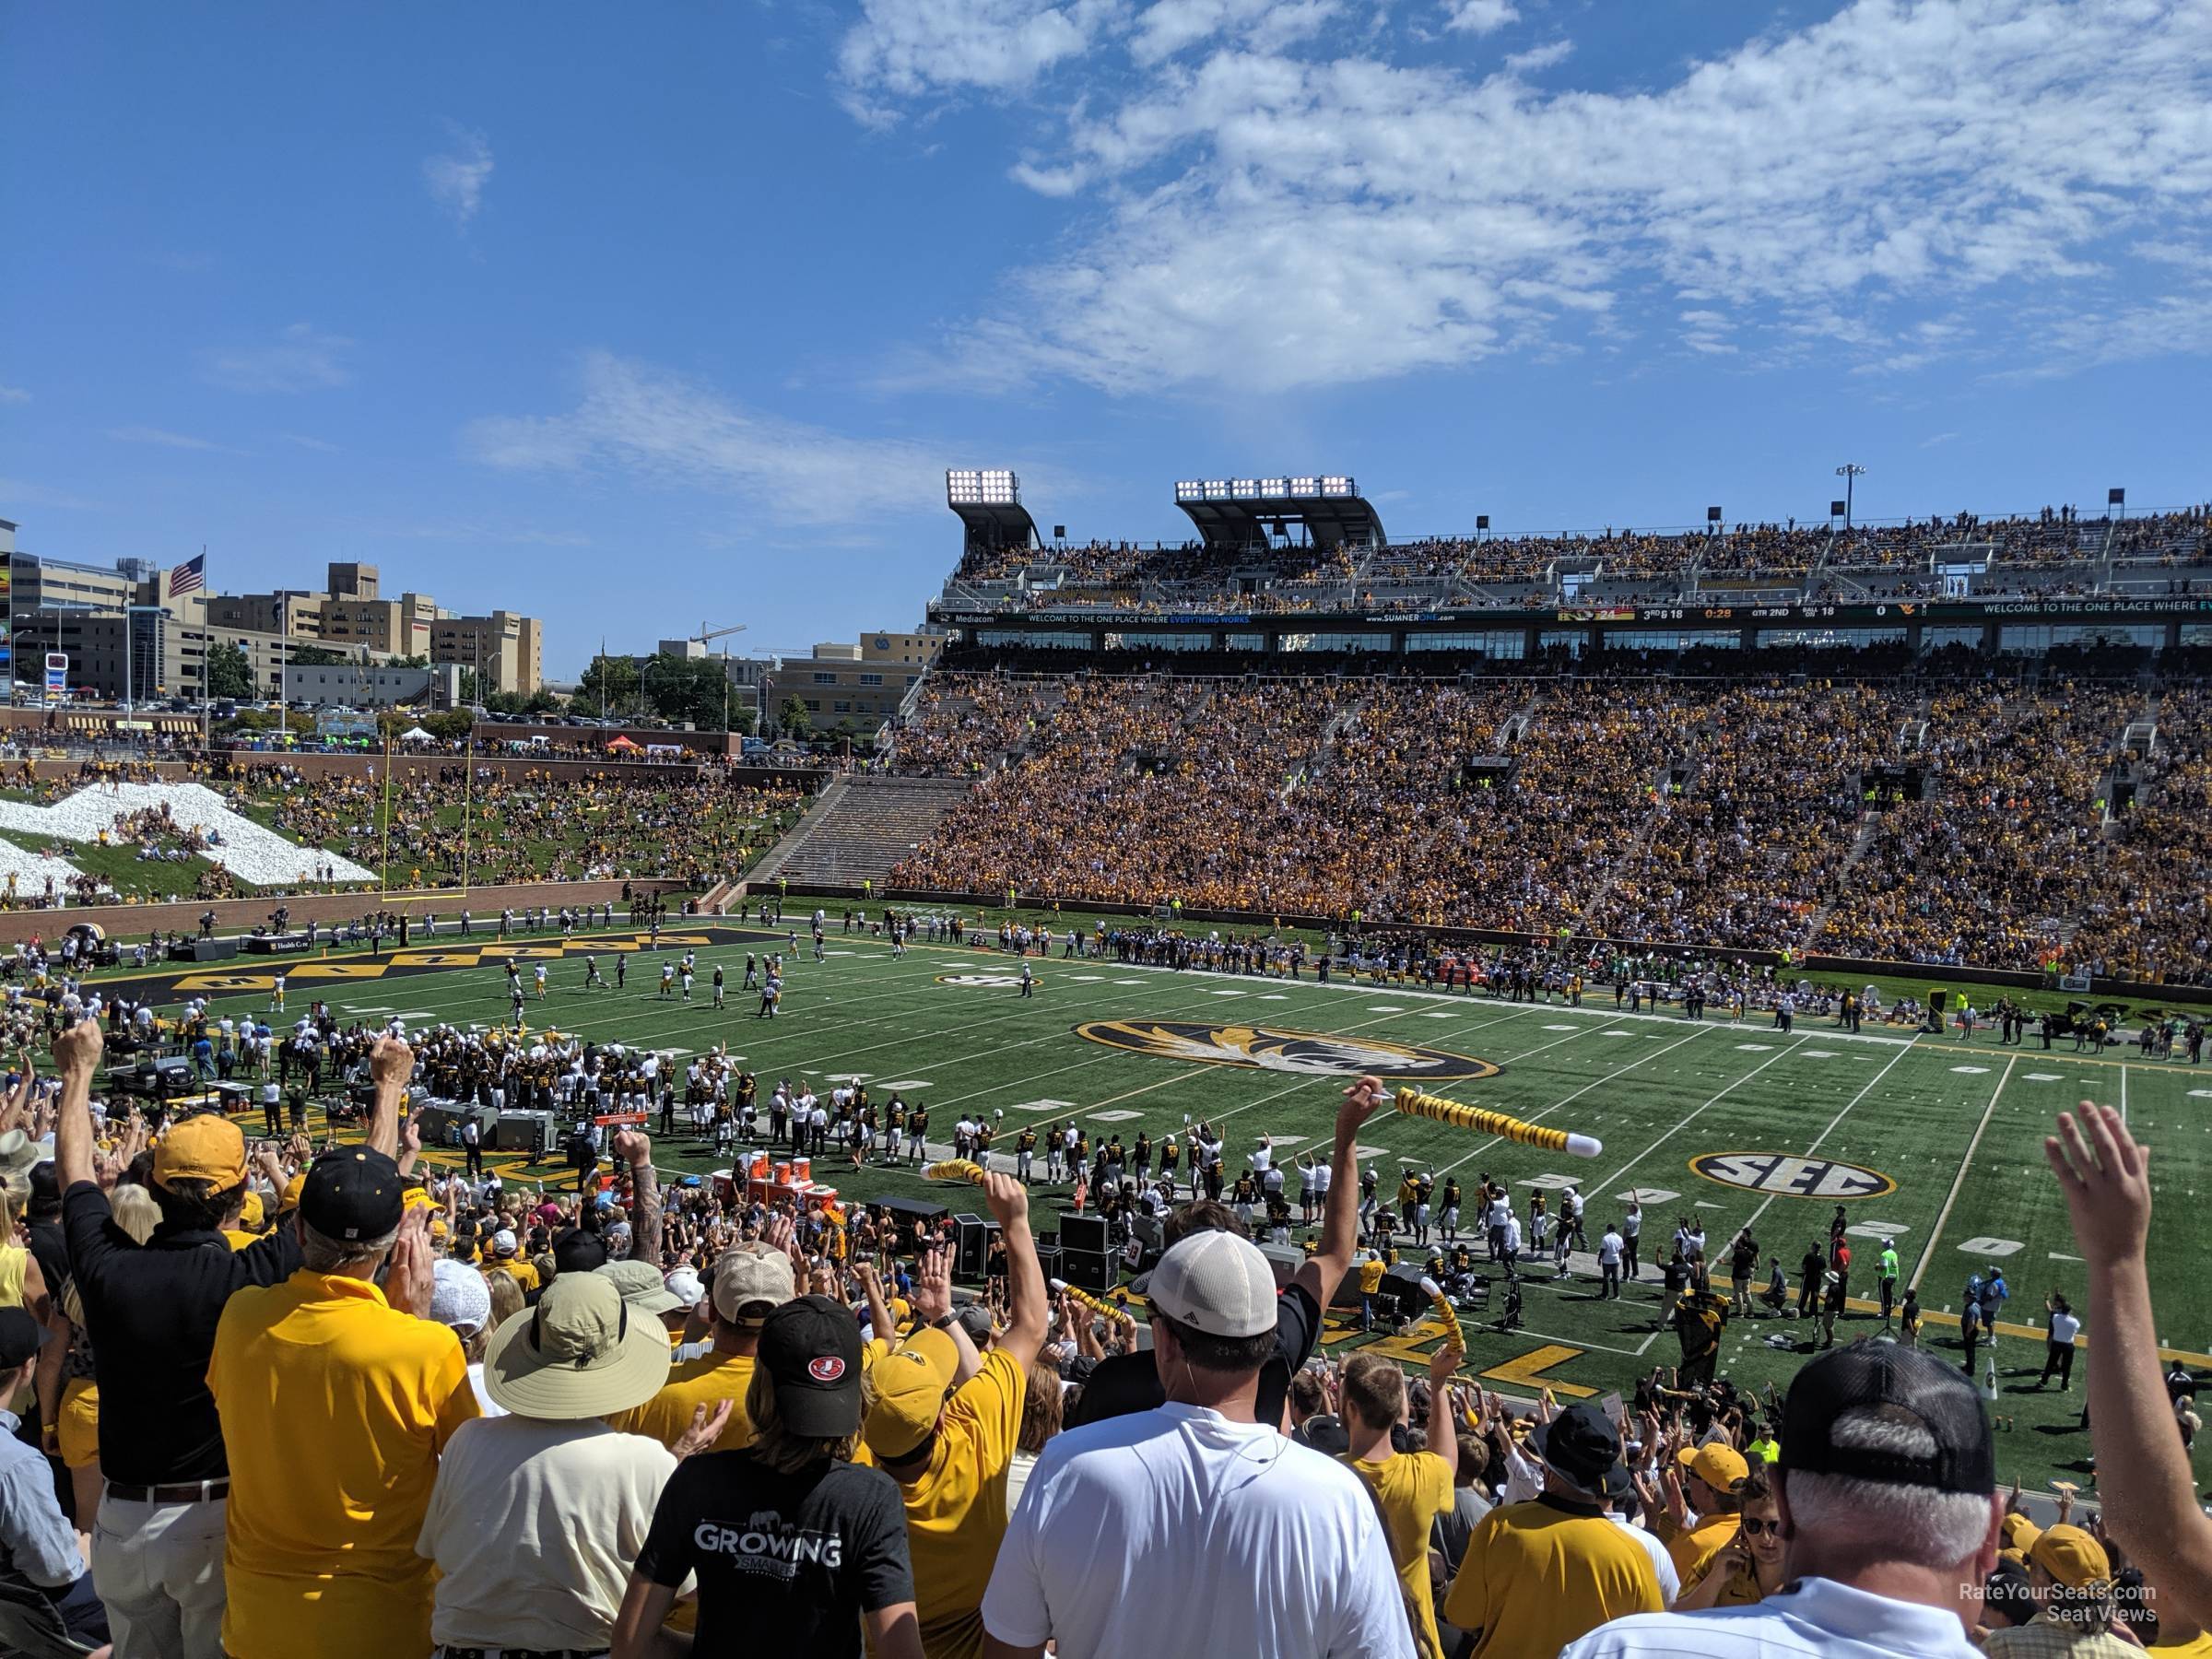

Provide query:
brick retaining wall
left=0, top=877, right=694, bottom=948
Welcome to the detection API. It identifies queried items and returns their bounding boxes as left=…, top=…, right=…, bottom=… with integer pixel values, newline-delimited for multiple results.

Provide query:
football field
left=126, top=920, right=2212, bottom=1492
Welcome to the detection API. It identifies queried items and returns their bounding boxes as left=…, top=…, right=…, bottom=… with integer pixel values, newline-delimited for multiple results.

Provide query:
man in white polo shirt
left=980, top=1230, right=1411, bottom=1659
left=1562, top=1342, right=2000, bottom=1659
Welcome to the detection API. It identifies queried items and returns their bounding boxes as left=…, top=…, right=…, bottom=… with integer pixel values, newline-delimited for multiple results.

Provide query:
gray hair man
left=1562, top=1341, right=2002, bottom=1659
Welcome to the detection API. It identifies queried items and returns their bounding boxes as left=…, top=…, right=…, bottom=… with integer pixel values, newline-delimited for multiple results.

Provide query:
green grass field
left=125, top=919, right=2212, bottom=1492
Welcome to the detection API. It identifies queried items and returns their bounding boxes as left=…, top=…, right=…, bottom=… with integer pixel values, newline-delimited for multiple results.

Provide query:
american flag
left=168, top=553, right=205, bottom=597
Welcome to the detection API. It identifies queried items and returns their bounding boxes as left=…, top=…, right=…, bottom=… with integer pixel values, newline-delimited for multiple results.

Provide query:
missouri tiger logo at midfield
left=1077, top=1020, right=1500, bottom=1081
left=1689, top=1152, right=1897, bottom=1200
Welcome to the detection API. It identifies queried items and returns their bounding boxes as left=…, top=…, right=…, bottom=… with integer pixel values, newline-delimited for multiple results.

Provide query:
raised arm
left=1294, top=1074, right=1384, bottom=1308
left=615, top=1128, right=663, bottom=1263
left=2047, top=1100, right=2212, bottom=1623
left=1427, top=1347, right=1462, bottom=1482
left=363, top=1035, right=414, bottom=1159
left=982, top=1172, right=1047, bottom=1370
left=51, top=1018, right=103, bottom=1192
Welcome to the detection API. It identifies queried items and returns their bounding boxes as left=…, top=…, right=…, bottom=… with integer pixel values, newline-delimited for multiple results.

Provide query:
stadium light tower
left=1834, top=463, right=1867, bottom=529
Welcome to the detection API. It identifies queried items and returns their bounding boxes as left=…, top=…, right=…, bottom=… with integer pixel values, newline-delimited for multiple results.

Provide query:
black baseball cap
left=554, top=1227, right=610, bottom=1275
left=758, top=1295, right=864, bottom=1438
left=1781, top=1340, right=1994, bottom=1494
left=300, top=1147, right=406, bottom=1242
left=1532, top=1403, right=1621, bottom=1494
left=0, top=1307, right=52, bottom=1370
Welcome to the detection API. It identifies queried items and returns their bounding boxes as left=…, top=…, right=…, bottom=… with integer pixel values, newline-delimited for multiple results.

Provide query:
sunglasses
left=1739, top=1516, right=1781, bottom=1537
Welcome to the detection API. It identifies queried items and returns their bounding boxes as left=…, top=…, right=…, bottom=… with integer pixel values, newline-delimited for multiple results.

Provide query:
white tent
left=399, top=726, right=436, bottom=742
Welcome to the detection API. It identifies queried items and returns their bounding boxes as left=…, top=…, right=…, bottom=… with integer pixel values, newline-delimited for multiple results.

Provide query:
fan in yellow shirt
left=208, top=1151, right=479, bottom=1659
left=1444, top=1402, right=1662, bottom=1658
left=1675, top=1465, right=1785, bottom=1609
left=860, top=1171, right=1046, bottom=1659
left=1341, top=1347, right=1462, bottom=1659
left=607, top=1242, right=794, bottom=1452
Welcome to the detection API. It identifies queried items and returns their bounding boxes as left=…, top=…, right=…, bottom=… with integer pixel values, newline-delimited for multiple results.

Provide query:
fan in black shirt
left=613, top=1297, right=920, bottom=1659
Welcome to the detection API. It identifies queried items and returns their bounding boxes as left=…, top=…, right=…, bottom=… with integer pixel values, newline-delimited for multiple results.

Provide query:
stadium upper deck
left=927, top=472, right=2212, bottom=660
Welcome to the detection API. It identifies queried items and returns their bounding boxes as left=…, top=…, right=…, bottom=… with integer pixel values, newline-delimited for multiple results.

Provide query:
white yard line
left=1737, top=1035, right=1925, bottom=1237
left=1589, top=1036, right=1817, bottom=1197
left=1907, top=1053, right=2018, bottom=1292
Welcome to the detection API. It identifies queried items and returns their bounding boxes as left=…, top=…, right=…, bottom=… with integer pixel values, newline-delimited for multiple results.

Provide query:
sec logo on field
left=1688, top=1152, right=1896, bottom=1200
left=936, top=973, right=1036, bottom=989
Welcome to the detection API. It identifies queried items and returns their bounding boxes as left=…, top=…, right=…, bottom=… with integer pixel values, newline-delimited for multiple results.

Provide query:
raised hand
left=673, top=1400, right=735, bottom=1460
left=2046, top=1100, right=2151, bottom=1261
left=51, top=1018, right=102, bottom=1077
left=613, top=1127, right=651, bottom=1167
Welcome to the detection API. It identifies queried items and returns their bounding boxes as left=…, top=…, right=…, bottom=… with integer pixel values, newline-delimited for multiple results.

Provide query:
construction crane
left=688, top=621, right=748, bottom=737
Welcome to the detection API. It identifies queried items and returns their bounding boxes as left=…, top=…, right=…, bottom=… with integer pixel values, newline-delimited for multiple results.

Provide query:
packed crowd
left=3, top=1002, right=2208, bottom=1659
left=942, top=508, right=2211, bottom=614
left=889, top=667, right=2211, bottom=980
left=232, top=765, right=802, bottom=888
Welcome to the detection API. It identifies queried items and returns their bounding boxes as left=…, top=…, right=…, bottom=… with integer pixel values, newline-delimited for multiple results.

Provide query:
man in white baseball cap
left=981, top=1230, right=1412, bottom=1659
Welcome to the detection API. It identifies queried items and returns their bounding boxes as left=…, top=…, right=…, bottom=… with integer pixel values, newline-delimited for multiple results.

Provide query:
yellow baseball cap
left=1685, top=1443, right=1750, bottom=1493
left=152, top=1115, right=246, bottom=1192
left=280, top=1172, right=306, bottom=1214
left=862, top=1326, right=959, bottom=1461
left=2030, top=1524, right=2112, bottom=1589
left=1998, top=1512, right=2042, bottom=1560
left=238, top=1191, right=265, bottom=1230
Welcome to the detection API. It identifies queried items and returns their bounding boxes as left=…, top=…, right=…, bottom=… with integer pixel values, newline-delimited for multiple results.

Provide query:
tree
left=779, top=697, right=813, bottom=740
left=645, top=652, right=747, bottom=732
left=206, top=642, right=254, bottom=700
left=287, top=643, right=349, bottom=666
left=571, top=653, right=641, bottom=719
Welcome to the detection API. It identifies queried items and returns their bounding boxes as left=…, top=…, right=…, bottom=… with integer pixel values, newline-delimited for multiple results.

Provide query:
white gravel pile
left=0, top=838, right=82, bottom=888
left=0, top=782, right=375, bottom=888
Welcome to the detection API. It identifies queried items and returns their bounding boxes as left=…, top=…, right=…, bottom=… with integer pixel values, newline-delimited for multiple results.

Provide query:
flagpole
left=380, top=723, right=393, bottom=892
left=462, top=725, right=474, bottom=893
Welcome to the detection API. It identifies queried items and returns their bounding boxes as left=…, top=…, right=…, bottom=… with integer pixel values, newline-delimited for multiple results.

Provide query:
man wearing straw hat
left=418, top=1272, right=721, bottom=1656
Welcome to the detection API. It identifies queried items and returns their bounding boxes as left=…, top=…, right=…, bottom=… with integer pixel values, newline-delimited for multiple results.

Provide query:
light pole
left=1834, top=463, right=1867, bottom=530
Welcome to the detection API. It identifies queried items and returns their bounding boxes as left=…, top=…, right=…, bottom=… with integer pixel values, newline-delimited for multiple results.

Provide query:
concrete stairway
left=747, top=776, right=975, bottom=889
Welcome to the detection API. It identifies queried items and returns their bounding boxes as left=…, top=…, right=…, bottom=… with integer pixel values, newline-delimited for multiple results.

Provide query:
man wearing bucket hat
left=208, top=1137, right=477, bottom=1659
left=1563, top=1342, right=2003, bottom=1659
left=980, top=1229, right=1411, bottom=1659
left=50, top=1017, right=407, bottom=1659
left=613, top=1296, right=924, bottom=1659
left=418, top=1272, right=701, bottom=1656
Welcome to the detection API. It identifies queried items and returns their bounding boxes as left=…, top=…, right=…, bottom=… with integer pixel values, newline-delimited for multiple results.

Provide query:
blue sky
left=5, top=0, right=2207, bottom=677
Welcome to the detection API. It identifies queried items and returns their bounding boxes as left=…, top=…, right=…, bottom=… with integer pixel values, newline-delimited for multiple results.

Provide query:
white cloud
left=838, top=0, right=1124, bottom=123
left=1504, top=38, right=1571, bottom=73
left=278, top=432, right=340, bottom=453
left=0, top=384, right=29, bottom=405
left=109, top=425, right=227, bottom=451
left=464, top=350, right=960, bottom=524
left=201, top=323, right=354, bottom=394
left=424, top=126, right=495, bottom=228
left=1920, top=430, right=1960, bottom=449
left=1441, top=0, right=1516, bottom=33
left=845, top=0, right=2212, bottom=393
